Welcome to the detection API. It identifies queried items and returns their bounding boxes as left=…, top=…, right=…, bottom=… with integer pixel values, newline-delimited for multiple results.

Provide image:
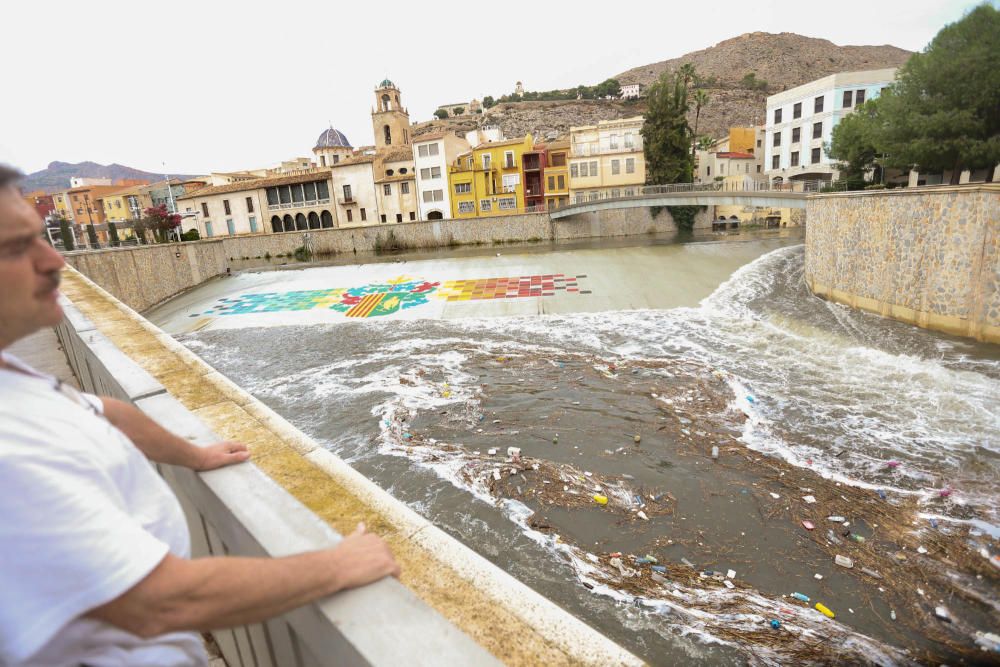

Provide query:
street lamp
left=163, top=162, right=181, bottom=242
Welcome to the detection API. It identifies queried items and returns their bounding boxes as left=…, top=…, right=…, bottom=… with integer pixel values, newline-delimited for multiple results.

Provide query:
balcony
left=502, top=160, right=518, bottom=170
left=570, top=138, right=643, bottom=157
left=337, top=195, right=356, bottom=206
left=267, top=198, right=331, bottom=212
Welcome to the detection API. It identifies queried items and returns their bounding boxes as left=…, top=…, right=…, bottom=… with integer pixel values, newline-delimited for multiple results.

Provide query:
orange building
left=66, top=183, right=147, bottom=243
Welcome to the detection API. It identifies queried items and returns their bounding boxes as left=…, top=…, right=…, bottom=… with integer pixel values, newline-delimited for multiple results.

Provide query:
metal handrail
left=557, top=179, right=836, bottom=210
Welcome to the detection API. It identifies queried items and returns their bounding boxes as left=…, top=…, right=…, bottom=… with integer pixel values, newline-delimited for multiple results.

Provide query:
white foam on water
left=307, top=355, right=911, bottom=665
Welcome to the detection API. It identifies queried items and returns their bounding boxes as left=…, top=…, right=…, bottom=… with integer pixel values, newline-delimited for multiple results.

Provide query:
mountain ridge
left=20, top=160, right=200, bottom=194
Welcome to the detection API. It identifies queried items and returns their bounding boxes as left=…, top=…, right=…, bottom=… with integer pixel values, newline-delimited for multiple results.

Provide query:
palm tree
left=678, top=63, right=697, bottom=91
left=691, top=89, right=710, bottom=159
left=697, top=135, right=715, bottom=152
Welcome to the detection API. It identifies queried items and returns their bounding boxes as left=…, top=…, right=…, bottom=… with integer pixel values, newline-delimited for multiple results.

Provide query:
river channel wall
left=805, top=184, right=1000, bottom=343
left=64, top=206, right=705, bottom=311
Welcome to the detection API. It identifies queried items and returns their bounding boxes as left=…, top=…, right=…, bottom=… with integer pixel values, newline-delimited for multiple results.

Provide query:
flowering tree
left=139, top=204, right=182, bottom=243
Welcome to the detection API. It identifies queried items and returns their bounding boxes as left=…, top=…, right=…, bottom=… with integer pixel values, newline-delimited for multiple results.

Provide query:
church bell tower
left=371, top=78, right=411, bottom=149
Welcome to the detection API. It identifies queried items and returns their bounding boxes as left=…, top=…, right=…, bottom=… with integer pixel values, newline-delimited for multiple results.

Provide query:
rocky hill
left=416, top=32, right=912, bottom=144
left=615, top=32, right=911, bottom=90
left=20, top=161, right=199, bottom=193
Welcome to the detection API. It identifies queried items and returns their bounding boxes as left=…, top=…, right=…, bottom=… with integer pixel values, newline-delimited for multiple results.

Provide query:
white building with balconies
left=764, top=68, right=897, bottom=184
left=176, top=170, right=336, bottom=237
left=412, top=131, right=471, bottom=220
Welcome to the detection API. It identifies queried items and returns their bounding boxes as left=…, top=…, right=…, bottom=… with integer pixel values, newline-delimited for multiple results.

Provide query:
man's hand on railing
left=327, top=522, right=402, bottom=592
left=194, top=441, right=251, bottom=472
left=101, top=397, right=251, bottom=472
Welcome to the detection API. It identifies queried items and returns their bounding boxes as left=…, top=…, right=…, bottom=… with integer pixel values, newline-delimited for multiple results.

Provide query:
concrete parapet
left=805, top=184, right=1000, bottom=343
left=52, top=266, right=643, bottom=667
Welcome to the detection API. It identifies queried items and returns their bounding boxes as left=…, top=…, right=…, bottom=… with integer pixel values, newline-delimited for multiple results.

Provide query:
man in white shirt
left=0, top=165, right=400, bottom=666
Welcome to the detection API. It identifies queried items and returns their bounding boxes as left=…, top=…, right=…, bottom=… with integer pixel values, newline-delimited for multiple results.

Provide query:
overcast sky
left=0, top=0, right=985, bottom=176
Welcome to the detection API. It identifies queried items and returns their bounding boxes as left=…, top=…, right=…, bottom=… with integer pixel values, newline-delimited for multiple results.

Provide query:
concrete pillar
left=959, top=170, right=972, bottom=185
left=908, top=169, right=920, bottom=188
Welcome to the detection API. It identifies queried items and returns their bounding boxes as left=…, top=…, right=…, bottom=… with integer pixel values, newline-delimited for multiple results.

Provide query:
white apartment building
left=620, top=83, right=644, bottom=99
left=412, top=131, right=470, bottom=220
left=69, top=177, right=112, bottom=188
left=764, top=68, right=896, bottom=183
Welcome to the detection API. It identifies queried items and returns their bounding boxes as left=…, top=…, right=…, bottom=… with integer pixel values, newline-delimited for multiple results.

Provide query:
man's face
left=0, top=186, right=66, bottom=349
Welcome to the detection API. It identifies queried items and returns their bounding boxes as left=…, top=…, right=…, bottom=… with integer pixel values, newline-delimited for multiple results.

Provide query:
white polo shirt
left=0, top=352, right=207, bottom=666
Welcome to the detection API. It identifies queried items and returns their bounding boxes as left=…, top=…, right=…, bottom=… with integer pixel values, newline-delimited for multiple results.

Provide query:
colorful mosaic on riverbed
left=193, top=274, right=590, bottom=319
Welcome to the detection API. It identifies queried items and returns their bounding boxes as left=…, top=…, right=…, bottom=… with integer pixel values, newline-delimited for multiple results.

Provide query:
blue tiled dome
left=314, top=127, right=352, bottom=149
left=378, top=78, right=395, bottom=89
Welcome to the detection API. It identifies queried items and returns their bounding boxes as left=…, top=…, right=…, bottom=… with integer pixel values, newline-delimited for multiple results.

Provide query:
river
left=149, top=230, right=1000, bottom=665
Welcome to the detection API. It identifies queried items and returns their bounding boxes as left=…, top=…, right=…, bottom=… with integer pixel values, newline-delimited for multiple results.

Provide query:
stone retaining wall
left=65, top=209, right=692, bottom=311
left=805, top=184, right=1000, bottom=343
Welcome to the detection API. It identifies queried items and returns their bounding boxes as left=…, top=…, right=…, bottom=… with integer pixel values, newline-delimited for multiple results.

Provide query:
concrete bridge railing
left=550, top=180, right=820, bottom=219
left=52, top=267, right=643, bottom=667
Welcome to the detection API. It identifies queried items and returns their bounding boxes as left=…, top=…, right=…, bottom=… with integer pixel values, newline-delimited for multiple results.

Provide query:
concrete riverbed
left=149, top=230, right=1000, bottom=665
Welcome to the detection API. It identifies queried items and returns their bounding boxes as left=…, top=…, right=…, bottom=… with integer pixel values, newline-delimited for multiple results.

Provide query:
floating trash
left=815, top=603, right=835, bottom=618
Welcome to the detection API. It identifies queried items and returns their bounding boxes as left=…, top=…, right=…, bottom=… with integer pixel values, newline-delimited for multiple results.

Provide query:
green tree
left=594, top=78, right=622, bottom=98
left=453, top=106, right=465, bottom=115
left=642, top=71, right=694, bottom=184
left=876, top=3, right=1000, bottom=182
left=107, top=221, right=120, bottom=247
left=434, top=108, right=449, bottom=119
left=678, top=63, right=697, bottom=89
left=696, top=135, right=715, bottom=151
left=827, top=98, right=882, bottom=187
left=691, top=89, right=710, bottom=159
left=740, top=73, right=768, bottom=91
left=56, top=215, right=74, bottom=251
left=482, top=95, right=496, bottom=108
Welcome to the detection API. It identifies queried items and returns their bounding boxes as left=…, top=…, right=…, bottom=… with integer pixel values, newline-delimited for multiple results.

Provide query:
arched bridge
left=549, top=182, right=818, bottom=219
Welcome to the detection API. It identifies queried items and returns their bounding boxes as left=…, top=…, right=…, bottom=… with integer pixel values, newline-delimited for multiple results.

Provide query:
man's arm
left=101, top=397, right=249, bottom=471
left=87, top=523, right=401, bottom=637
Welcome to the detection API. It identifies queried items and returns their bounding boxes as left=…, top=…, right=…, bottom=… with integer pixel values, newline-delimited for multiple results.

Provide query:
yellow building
left=542, top=139, right=569, bottom=210
left=98, top=187, right=135, bottom=224
left=94, top=185, right=152, bottom=240
left=51, top=191, right=74, bottom=221
left=448, top=134, right=534, bottom=218
left=727, top=127, right=758, bottom=155
left=567, top=117, right=646, bottom=202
